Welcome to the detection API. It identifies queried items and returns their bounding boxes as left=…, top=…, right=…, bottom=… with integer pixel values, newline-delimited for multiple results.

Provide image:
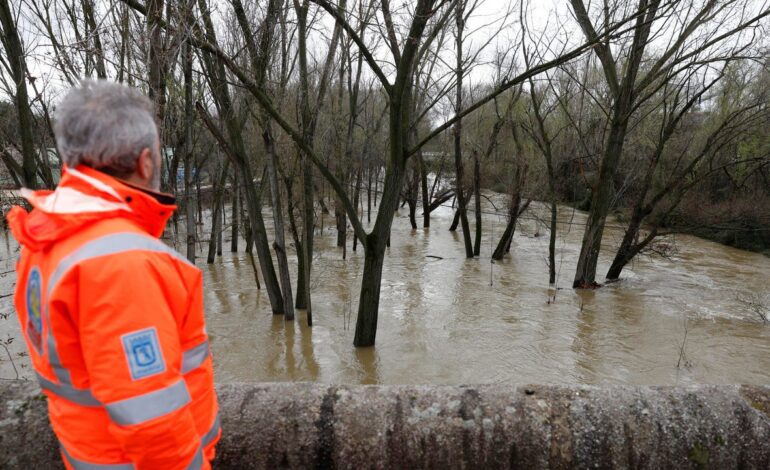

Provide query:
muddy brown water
left=1, top=193, right=769, bottom=385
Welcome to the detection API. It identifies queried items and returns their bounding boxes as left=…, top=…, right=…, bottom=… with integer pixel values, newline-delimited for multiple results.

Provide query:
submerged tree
left=569, top=0, right=770, bottom=288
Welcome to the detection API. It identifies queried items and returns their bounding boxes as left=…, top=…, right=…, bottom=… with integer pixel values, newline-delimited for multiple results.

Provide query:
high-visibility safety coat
left=8, top=165, right=220, bottom=470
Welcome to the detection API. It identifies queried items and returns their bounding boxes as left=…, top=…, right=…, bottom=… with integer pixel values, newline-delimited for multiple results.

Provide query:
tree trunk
left=301, top=158, right=314, bottom=324
left=285, top=176, right=307, bottom=310
left=473, top=150, right=482, bottom=256
left=453, top=3, right=473, bottom=259
left=336, top=206, right=347, bottom=248
left=353, top=166, right=362, bottom=252
left=217, top=197, right=224, bottom=257
left=0, top=0, right=38, bottom=189
left=353, top=107, right=407, bottom=346
left=245, top=222, right=261, bottom=290
left=354, top=239, right=386, bottom=347
left=573, top=109, right=630, bottom=288
left=82, top=0, right=107, bottom=78
left=419, top=150, right=430, bottom=228
left=449, top=204, right=461, bottom=232
left=492, top=193, right=521, bottom=260
left=606, top=209, right=644, bottom=281
left=407, top=199, right=417, bottom=229
left=294, top=241, right=307, bottom=309
left=263, top=126, right=295, bottom=320
left=406, top=161, right=419, bottom=230
left=492, top=157, right=531, bottom=261
left=146, top=0, right=167, bottom=135
left=182, top=35, right=196, bottom=263
left=367, top=168, right=372, bottom=223
left=207, top=162, right=229, bottom=264
left=374, top=167, right=379, bottom=207
left=240, top=166, right=284, bottom=313
left=231, top=177, right=239, bottom=252
left=196, top=177, right=202, bottom=224
left=548, top=199, right=557, bottom=284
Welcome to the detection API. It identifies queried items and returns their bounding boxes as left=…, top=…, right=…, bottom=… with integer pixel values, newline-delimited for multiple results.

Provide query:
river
left=1, top=192, right=769, bottom=385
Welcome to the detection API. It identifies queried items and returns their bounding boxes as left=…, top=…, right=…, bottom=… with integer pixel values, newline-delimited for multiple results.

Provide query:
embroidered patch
left=121, top=327, right=166, bottom=380
left=25, top=267, right=43, bottom=353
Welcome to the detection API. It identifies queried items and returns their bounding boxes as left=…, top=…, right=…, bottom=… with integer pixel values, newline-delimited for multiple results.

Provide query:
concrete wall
left=1, top=381, right=769, bottom=469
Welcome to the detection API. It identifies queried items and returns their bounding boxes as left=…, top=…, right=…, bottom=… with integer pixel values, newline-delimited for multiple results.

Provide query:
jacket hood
left=7, top=165, right=176, bottom=251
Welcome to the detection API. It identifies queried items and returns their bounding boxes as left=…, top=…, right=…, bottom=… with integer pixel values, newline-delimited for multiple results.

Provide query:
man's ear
left=136, top=148, right=154, bottom=181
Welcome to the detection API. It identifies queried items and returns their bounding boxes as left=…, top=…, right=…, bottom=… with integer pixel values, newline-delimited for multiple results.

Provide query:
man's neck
left=119, top=179, right=176, bottom=205
left=117, top=174, right=153, bottom=191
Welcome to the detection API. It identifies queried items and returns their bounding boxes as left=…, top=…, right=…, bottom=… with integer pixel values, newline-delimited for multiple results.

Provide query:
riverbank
left=547, top=190, right=770, bottom=257
left=667, top=196, right=770, bottom=256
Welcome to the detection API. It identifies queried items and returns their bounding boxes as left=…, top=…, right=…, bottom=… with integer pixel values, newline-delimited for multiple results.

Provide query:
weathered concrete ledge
left=1, top=381, right=769, bottom=469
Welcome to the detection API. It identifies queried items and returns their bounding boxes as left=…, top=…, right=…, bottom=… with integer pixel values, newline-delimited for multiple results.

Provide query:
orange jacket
left=8, top=165, right=220, bottom=470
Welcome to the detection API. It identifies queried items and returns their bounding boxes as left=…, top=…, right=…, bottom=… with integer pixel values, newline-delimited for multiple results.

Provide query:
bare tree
left=606, top=66, right=770, bottom=280
left=195, top=0, right=285, bottom=314
left=569, top=0, right=770, bottom=288
left=0, top=0, right=38, bottom=188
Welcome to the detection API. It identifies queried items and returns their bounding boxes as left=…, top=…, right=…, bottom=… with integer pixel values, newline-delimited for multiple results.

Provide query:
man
left=7, top=80, right=220, bottom=469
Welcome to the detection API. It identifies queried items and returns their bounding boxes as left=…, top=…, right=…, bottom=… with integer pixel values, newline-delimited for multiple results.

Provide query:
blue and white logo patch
left=121, top=327, right=166, bottom=380
left=25, top=267, right=43, bottom=353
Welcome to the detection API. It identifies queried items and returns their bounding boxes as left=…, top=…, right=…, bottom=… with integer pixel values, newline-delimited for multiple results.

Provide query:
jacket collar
left=22, top=165, right=176, bottom=239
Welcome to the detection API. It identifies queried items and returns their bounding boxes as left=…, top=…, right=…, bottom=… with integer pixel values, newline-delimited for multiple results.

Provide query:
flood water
left=1, top=192, right=769, bottom=385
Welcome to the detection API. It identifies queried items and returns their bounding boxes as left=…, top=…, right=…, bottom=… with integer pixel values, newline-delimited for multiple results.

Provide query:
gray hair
left=54, top=80, right=158, bottom=178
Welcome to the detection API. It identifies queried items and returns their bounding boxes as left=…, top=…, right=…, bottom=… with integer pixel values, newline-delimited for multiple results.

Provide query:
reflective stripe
left=67, top=167, right=125, bottom=201
left=202, top=413, right=221, bottom=446
left=44, top=233, right=193, bottom=387
left=37, top=372, right=101, bottom=407
left=47, top=337, right=73, bottom=385
left=181, top=341, right=210, bottom=374
left=61, top=445, right=134, bottom=470
left=105, top=379, right=191, bottom=426
left=185, top=447, right=204, bottom=470
left=48, top=233, right=193, bottom=296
